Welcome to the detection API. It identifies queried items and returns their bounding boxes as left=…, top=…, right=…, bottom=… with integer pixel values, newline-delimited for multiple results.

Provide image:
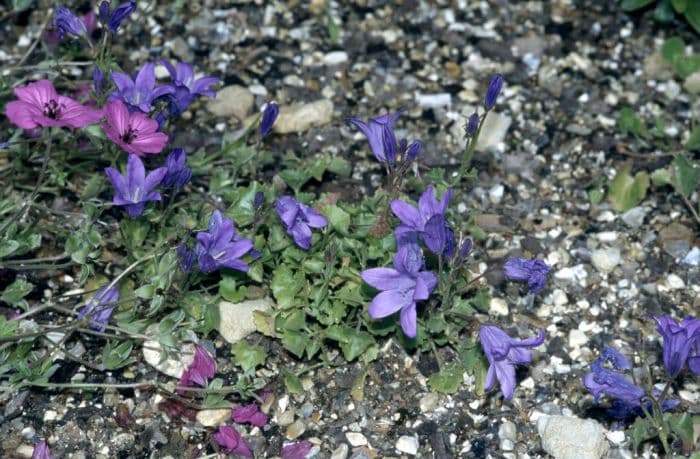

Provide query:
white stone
left=568, top=329, right=587, bottom=348
left=591, top=248, right=621, bottom=273
left=271, top=99, right=334, bottom=133
left=396, top=435, right=419, bottom=455
left=620, top=207, right=647, bottom=228
left=490, top=298, right=509, bottom=316
left=218, top=298, right=274, bottom=344
left=605, top=430, right=626, bottom=445
left=682, top=247, right=700, bottom=267
left=595, top=231, right=618, bottom=242
left=419, top=393, right=439, bottom=412
left=43, top=410, right=58, bottom=421
left=537, top=415, right=609, bottom=459
left=665, top=274, right=685, bottom=290
left=330, top=443, right=349, bottom=459
left=498, top=420, right=517, bottom=451
left=477, top=112, right=511, bottom=150
left=488, top=184, right=504, bottom=204
left=142, top=324, right=195, bottom=378
left=345, top=432, right=367, bottom=447
left=323, top=51, right=348, bottom=65
left=196, top=409, right=231, bottom=427
left=551, top=289, right=568, bottom=306
left=415, top=92, right=452, bottom=109
left=207, top=85, right=255, bottom=119
left=684, top=71, right=700, bottom=95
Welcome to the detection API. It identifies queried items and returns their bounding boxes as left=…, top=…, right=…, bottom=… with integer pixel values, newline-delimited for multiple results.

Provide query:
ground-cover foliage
left=0, top=2, right=698, bottom=457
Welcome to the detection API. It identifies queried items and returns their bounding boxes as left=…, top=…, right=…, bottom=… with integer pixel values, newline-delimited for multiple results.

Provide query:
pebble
left=620, top=207, right=647, bottom=228
left=498, top=420, right=517, bottom=451
left=476, top=112, right=511, bottom=150
left=206, top=85, right=254, bottom=119
left=605, top=430, right=626, bottom=445
left=665, top=274, right=685, bottom=290
left=418, top=393, right=439, bottom=412
left=323, top=51, right=348, bottom=65
left=395, top=435, right=419, bottom=455
left=568, top=329, right=587, bottom=348
left=195, top=409, right=231, bottom=427
left=489, top=298, right=509, bottom=316
left=286, top=420, right=306, bottom=440
left=591, top=248, right=621, bottom=273
left=345, top=432, right=368, bottom=447
left=43, top=410, right=58, bottom=422
left=273, top=99, right=334, bottom=133
left=488, top=184, right=504, bottom=204
left=537, top=415, right=609, bottom=459
left=415, top=93, right=452, bottom=109
left=682, top=247, right=700, bottom=267
left=684, top=70, right=700, bottom=94
left=331, top=443, right=349, bottom=459
left=142, top=324, right=195, bottom=378
left=217, top=298, right=273, bottom=344
left=15, top=445, right=34, bottom=458
left=276, top=410, right=295, bottom=427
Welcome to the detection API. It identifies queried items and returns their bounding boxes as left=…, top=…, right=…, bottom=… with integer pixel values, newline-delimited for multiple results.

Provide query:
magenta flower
left=275, top=196, right=328, bottom=250
left=655, top=315, right=700, bottom=377
left=232, top=404, right=268, bottom=427
left=503, top=258, right=551, bottom=294
left=479, top=325, right=545, bottom=400
left=178, top=345, right=216, bottom=394
left=281, top=440, right=314, bottom=459
left=109, top=63, right=174, bottom=113
left=361, top=244, right=437, bottom=338
left=77, top=284, right=120, bottom=332
left=101, top=100, right=169, bottom=156
left=105, top=154, right=166, bottom=218
left=31, top=440, right=51, bottom=459
left=5, top=80, right=101, bottom=130
left=194, top=210, right=255, bottom=273
left=213, top=425, right=252, bottom=458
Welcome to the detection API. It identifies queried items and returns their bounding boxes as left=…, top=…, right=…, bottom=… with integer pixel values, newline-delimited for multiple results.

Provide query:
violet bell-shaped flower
left=260, top=102, right=279, bottom=137
left=109, top=62, right=174, bottom=113
left=53, top=6, right=87, bottom=38
left=479, top=325, right=545, bottom=400
left=212, top=425, right=252, bottom=458
left=161, top=148, right=192, bottom=189
left=466, top=112, right=479, bottom=136
left=177, top=243, right=195, bottom=273
left=77, top=284, right=120, bottom=332
left=484, top=73, right=504, bottom=110
left=194, top=210, right=255, bottom=273
left=391, top=186, right=454, bottom=256
left=503, top=257, right=551, bottom=294
left=583, top=346, right=644, bottom=405
left=275, top=196, right=328, bottom=250
left=346, top=111, right=402, bottom=163
left=104, top=153, right=167, bottom=218
left=99, top=1, right=136, bottom=34
left=160, top=60, right=221, bottom=113
left=361, top=244, right=437, bottom=338
left=655, top=315, right=700, bottom=377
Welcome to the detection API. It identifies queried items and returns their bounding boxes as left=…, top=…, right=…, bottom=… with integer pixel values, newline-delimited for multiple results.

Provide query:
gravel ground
left=0, top=0, right=699, bottom=458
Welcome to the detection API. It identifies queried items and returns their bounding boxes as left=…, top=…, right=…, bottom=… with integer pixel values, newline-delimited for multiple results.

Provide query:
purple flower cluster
left=194, top=210, right=255, bottom=273
left=655, top=315, right=700, bottom=377
left=275, top=196, right=328, bottom=250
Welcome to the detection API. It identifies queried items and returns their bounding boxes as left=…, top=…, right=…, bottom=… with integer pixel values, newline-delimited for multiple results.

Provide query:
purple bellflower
left=346, top=111, right=402, bottom=163
left=212, top=425, right=253, bottom=458
left=466, top=112, right=479, bottom=136
left=77, top=284, right=120, bottom=332
left=194, top=210, right=255, bottom=273
left=31, top=440, right=51, bottom=459
left=160, top=60, right=221, bottom=113
left=53, top=6, right=87, bottom=38
left=503, top=257, right=551, bottom=294
left=161, top=148, right=192, bottom=189
left=260, top=102, right=279, bottom=137
left=583, top=347, right=644, bottom=405
left=178, top=345, right=216, bottom=394
left=479, top=325, right=545, bottom=400
left=105, top=154, right=167, bottom=218
left=655, top=315, right=700, bottom=377
left=232, top=404, right=268, bottom=427
left=391, top=187, right=454, bottom=256
left=281, top=440, right=314, bottom=459
left=99, top=1, right=136, bottom=34
left=484, top=73, right=504, bottom=110
left=361, top=244, right=437, bottom=338
left=109, top=62, right=174, bottom=113
left=275, top=196, right=328, bottom=250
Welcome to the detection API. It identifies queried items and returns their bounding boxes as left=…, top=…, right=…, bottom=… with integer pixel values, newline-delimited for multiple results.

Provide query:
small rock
left=489, top=298, right=509, bottom=316
left=218, top=298, right=274, bottom=344
left=15, top=444, right=35, bottom=458
left=488, top=184, right=504, bottom=204
left=323, top=51, right=348, bottom=65
left=273, top=99, right=334, bottom=133
left=643, top=51, right=674, bottom=80
left=681, top=247, right=700, bottom=267
left=659, top=223, right=694, bottom=259
left=498, top=420, right=517, bottom=451
left=591, top=248, right=621, bottom=273
left=568, top=329, right=587, bottom=348
left=537, top=415, right=609, bottom=459
left=112, top=433, right=136, bottom=451
left=683, top=71, right=700, bottom=95
left=44, top=410, right=58, bottom=422
left=276, top=410, right=295, bottom=427
left=415, top=93, right=451, bottom=109
left=476, top=112, right=511, bottom=150
left=331, top=443, right=349, bottom=459
left=345, top=432, right=368, bottom=447
left=286, top=420, right=306, bottom=440
left=419, top=393, right=439, bottom=413
left=207, top=85, right=254, bottom=119
left=665, top=274, right=685, bottom=290
left=396, top=435, right=419, bottom=455
left=196, top=409, right=231, bottom=427
left=142, top=324, right=195, bottom=378
left=620, top=207, right=647, bottom=228
left=605, top=430, right=626, bottom=445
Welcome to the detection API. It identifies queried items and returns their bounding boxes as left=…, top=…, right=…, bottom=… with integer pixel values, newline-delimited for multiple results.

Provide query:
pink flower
left=101, top=100, right=168, bottom=156
left=5, top=80, right=101, bottom=129
left=232, top=403, right=268, bottom=427
left=281, top=440, right=313, bottom=459
left=177, top=345, right=216, bottom=395
left=212, top=425, right=252, bottom=458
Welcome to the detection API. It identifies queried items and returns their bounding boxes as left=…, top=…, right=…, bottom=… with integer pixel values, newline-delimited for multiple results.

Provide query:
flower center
left=43, top=99, right=61, bottom=119
left=121, top=126, right=138, bottom=144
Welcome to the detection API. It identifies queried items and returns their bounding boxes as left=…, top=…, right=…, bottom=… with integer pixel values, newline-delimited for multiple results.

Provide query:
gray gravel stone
left=273, top=99, right=334, bottom=134
left=217, top=298, right=273, bottom=344
left=207, top=85, right=255, bottom=119
left=498, top=420, right=517, bottom=451
left=537, top=415, right=609, bottom=459
left=591, top=248, right=621, bottom=273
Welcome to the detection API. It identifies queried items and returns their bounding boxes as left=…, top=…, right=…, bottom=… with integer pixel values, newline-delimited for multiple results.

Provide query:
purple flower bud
left=503, top=257, right=550, bottom=294
left=259, top=102, right=279, bottom=137
left=459, top=239, right=473, bottom=259
left=98, top=1, right=110, bottom=22
left=253, top=191, right=265, bottom=210
left=405, top=140, right=421, bottom=163
left=177, top=243, right=195, bottom=273
left=53, top=6, right=88, bottom=38
left=93, top=66, right=104, bottom=94
left=466, top=112, right=479, bottom=136
left=77, top=284, right=120, bottom=332
left=484, top=74, right=503, bottom=110
left=107, top=1, right=136, bottom=34
left=162, top=148, right=192, bottom=189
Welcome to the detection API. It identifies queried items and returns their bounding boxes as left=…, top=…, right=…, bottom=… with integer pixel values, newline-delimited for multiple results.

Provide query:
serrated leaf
left=325, top=204, right=350, bottom=234
left=1, top=277, right=33, bottom=306
left=631, top=417, right=657, bottom=453
left=270, top=265, right=303, bottom=308
left=608, top=164, right=649, bottom=212
left=252, top=310, right=276, bottom=337
left=664, top=412, right=693, bottom=444
left=231, top=341, right=266, bottom=373
left=673, top=154, right=698, bottom=197
left=618, top=107, right=648, bottom=138
left=281, top=330, right=307, bottom=358
left=0, top=240, right=20, bottom=258
left=102, top=341, right=134, bottom=370
left=427, top=364, right=463, bottom=394
left=282, top=368, right=304, bottom=394
left=651, top=168, right=673, bottom=187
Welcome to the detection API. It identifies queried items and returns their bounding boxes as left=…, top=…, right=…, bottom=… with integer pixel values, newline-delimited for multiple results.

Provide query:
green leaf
left=620, top=0, right=656, bottom=10
left=588, top=189, right=605, bottom=205
left=618, top=107, right=648, bottom=138
left=674, top=54, right=700, bottom=79
left=252, top=310, right=276, bottom=337
left=686, top=125, right=700, bottom=151
left=281, top=330, right=307, bottom=358
left=271, top=265, right=303, bottom=308
left=427, top=364, right=463, bottom=394
left=102, top=341, right=134, bottom=370
left=653, top=0, right=676, bottom=23
left=219, top=275, right=246, bottom=302
left=665, top=412, right=693, bottom=444
left=282, top=368, right=304, bottom=394
left=631, top=417, right=657, bottom=453
left=661, top=36, right=685, bottom=62
left=1, top=277, right=33, bottom=307
left=607, top=164, right=649, bottom=212
left=325, top=204, right=350, bottom=234
left=325, top=325, right=374, bottom=361
left=134, top=284, right=154, bottom=299
left=231, top=341, right=266, bottom=373
left=673, top=154, right=698, bottom=197
left=0, top=240, right=20, bottom=258
left=672, top=0, right=688, bottom=12
left=651, top=168, right=673, bottom=187
left=203, top=378, right=232, bottom=409
left=685, top=0, right=700, bottom=33
left=326, top=156, right=351, bottom=176
left=12, top=0, right=32, bottom=12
